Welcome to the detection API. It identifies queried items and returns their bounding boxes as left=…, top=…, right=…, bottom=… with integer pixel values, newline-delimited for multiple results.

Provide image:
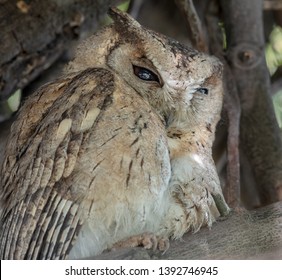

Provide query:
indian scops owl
left=0, top=8, right=230, bottom=259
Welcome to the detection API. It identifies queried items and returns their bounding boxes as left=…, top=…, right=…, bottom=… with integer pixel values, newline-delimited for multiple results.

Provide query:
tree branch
left=206, top=0, right=241, bottom=208
left=220, top=0, right=282, bottom=205
left=264, top=0, right=282, bottom=10
left=174, top=0, right=208, bottom=52
left=0, top=0, right=122, bottom=101
left=93, top=202, right=282, bottom=259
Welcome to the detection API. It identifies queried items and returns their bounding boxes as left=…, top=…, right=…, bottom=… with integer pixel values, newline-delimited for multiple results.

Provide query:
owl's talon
left=170, top=181, right=229, bottom=236
left=141, top=233, right=158, bottom=250
left=211, top=193, right=230, bottom=217
left=157, top=237, right=170, bottom=253
left=112, top=232, right=169, bottom=252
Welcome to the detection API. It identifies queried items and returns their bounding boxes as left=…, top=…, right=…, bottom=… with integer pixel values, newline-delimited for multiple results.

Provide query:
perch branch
left=93, top=201, right=282, bottom=259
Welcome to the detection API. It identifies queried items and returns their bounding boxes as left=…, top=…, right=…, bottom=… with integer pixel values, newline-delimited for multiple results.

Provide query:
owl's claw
left=157, top=236, right=170, bottom=254
left=170, top=182, right=230, bottom=235
left=111, top=232, right=170, bottom=252
left=211, top=193, right=230, bottom=217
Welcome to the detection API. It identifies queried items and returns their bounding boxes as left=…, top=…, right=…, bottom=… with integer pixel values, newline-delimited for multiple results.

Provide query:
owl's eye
left=133, top=65, right=160, bottom=83
left=197, top=87, right=209, bottom=95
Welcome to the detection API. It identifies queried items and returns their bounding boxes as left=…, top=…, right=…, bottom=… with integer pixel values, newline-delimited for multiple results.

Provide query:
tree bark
left=0, top=0, right=121, bottom=101
left=220, top=0, right=282, bottom=205
left=93, top=202, right=282, bottom=260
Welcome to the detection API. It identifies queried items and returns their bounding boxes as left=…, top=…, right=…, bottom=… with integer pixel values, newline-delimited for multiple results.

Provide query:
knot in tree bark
left=228, top=42, right=262, bottom=70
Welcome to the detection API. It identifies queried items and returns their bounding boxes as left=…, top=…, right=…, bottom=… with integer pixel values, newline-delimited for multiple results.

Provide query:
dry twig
left=174, top=0, right=208, bottom=52
left=206, top=0, right=241, bottom=208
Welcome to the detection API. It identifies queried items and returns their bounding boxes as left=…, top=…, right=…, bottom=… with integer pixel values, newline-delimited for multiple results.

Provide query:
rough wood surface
left=0, top=0, right=121, bottom=101
left=93, top=202, right=282, bottom=260
left=220, top=0, right=282, bottom=205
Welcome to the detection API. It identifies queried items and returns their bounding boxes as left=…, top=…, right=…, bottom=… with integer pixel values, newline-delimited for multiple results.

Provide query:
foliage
left=267, top=26, right=282, bottom=128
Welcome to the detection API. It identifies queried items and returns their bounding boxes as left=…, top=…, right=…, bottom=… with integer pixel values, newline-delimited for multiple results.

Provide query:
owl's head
left=68, top=7, right=223, bottom=130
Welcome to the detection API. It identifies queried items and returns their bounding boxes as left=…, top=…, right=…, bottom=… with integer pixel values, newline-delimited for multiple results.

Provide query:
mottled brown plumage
left=0, top=8, right=229, bottom=259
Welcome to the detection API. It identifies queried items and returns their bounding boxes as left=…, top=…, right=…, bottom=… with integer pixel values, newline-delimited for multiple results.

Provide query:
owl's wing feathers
left=0, top=68, right=115, bottom=259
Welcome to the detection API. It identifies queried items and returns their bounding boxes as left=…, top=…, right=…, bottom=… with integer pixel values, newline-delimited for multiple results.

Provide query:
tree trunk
left=220, top=0, right=282, bottom=205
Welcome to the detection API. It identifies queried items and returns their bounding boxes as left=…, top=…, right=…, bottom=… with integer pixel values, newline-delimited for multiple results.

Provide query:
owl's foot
left=169, top=183, right=230, bottom=236
left=112, top=232, right=170, bottom=252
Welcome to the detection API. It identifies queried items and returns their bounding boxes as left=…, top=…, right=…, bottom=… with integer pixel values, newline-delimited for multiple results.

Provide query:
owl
left=0, top=7, right=229, bottom=259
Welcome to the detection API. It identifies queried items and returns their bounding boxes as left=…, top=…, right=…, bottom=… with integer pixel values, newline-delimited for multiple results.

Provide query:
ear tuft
left=108, top=7, right=141, bottom=30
